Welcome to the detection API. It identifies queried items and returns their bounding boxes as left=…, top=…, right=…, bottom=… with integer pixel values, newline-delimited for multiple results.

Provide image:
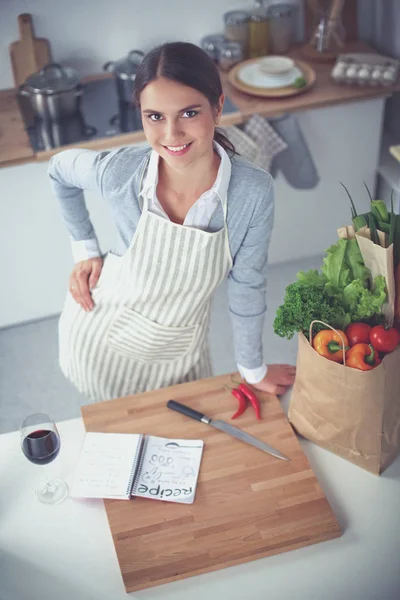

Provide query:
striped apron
left=58, top=177, right=233, bottom=402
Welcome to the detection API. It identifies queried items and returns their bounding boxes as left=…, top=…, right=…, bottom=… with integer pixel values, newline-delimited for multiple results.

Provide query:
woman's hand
left=69, top=257, right=103, bottom=311
left=251, top=364, right=296, bottom=396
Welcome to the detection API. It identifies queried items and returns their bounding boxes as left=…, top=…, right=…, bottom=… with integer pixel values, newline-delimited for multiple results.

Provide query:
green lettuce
left=342, top=275, right=387, bottom=321
left=273, top=238, right=388, bottom=340
left=322, top=238, right=370, bottom=289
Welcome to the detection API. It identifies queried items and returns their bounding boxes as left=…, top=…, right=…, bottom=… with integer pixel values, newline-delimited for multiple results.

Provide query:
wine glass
left=21, top=413, right=68, bottom=504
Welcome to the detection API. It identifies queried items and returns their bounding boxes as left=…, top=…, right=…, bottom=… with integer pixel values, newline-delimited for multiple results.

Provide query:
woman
left=49, top=42, right=295, bottom=402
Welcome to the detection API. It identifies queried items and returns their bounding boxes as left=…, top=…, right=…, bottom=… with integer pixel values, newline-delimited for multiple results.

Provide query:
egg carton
left=331, top=52, right=399, bottom=86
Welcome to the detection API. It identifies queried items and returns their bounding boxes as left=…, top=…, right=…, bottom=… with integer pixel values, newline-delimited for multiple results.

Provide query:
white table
left=1, top=401, right=400, bottom=600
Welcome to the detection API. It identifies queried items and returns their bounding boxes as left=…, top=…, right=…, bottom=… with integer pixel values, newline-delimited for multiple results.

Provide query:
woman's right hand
left=69, top=257, right=103, bottom=311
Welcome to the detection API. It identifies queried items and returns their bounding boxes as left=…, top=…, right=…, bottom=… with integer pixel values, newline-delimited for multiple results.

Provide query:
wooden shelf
left=1, top=41, right=399, bottom=169
left=219, top=41, right=400, bottom=119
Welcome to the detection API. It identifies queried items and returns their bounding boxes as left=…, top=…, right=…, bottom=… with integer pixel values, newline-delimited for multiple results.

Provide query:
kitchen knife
left=167, top=400, right=290, bottom=461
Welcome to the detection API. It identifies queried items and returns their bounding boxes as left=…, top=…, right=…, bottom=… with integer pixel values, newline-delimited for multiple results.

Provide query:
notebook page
left=71, top=432, right=142, bottom=500
left=132, top=436, right=204, bottom=504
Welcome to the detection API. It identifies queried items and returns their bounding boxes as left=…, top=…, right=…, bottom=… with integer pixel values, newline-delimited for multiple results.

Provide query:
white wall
left=0, top=0, right=304, bottom=90
left=0, top=98, right=385, bottom=328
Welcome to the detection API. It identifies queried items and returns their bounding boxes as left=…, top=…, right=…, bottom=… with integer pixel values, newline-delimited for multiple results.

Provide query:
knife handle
left=167, top=400, right=209, bottom=423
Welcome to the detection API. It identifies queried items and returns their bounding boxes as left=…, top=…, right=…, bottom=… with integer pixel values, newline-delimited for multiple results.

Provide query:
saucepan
left=19, top=63, right=83, bottom=121
left=103, top=50, right=145, bottom=105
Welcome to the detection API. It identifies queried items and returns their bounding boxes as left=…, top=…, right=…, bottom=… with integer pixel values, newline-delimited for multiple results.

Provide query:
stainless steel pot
left=103, top=50, right=144, bottom=105
left=37, top=112, right=96, bottom=150
left=19, top=63, right=82, bottom=121
left=109, top=102, right=142, bottom=133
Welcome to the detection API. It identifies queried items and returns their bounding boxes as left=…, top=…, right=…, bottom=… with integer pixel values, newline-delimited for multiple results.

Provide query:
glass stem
left=43, top=479, right=56, bottom=495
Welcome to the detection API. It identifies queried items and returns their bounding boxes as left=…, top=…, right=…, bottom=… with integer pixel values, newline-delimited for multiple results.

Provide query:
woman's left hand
left=251, top=364, right=296, bottom=396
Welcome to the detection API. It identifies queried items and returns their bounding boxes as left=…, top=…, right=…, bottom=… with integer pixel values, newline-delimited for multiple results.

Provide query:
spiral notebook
left=70, top=432, right=204, bottom=504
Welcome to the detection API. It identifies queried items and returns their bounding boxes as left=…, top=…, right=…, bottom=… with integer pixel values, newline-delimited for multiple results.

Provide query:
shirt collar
left=140, top=141, right=232, bottom=202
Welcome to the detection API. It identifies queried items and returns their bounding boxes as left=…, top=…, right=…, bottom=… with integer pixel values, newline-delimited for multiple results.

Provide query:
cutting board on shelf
left=9, top=13, right=51, bottom=87
left=81, top=373, right=341, bottom=593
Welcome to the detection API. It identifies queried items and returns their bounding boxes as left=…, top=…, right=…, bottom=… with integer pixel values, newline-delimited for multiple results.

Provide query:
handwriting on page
left=72, top=434, right=140, bottom=498
left=135, top=438, right=203, bottom=501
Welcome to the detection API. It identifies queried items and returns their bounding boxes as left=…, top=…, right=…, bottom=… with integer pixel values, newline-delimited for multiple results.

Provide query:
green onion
left=368, top=213, right=380, bottom=246
left=371, top=200, right=389, bottom=223
left=389, top=211, right=395, bottom=246
left=363, top=181, right=373, bottom=202
left=340, top=181, right=357, bottom=219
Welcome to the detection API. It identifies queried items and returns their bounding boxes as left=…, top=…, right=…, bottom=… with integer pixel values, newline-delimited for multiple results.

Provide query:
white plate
left=237, top=63, right=303, bottom=89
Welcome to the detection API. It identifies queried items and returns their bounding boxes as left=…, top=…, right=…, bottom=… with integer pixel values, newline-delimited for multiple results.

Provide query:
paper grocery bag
left=356, top=227, right=395, bottom=326
left=289, top=332, right=400, bottom=475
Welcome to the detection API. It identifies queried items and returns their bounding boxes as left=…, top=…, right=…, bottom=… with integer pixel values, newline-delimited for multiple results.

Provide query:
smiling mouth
left=163, top=142, right=192, bottom=152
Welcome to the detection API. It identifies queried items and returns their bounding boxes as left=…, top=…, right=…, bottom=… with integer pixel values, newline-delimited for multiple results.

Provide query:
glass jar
left=267, top=2, right=295, bottom=54
left=248, top=0, right=269, bottom=58
left=223, top=10, right=249, bottom=58
left=218, top=41, right=244, bottom=72
left=200, top=34, right=226, bottom=62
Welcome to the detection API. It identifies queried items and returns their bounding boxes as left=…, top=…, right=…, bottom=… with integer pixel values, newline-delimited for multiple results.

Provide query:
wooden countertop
left=1, top=41, right=399, bottom=169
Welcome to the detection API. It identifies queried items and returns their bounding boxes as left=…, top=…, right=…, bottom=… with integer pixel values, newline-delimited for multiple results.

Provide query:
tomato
left=345, top=322, right=372, bottom=347
left=369, top=325, right=400, bottom=353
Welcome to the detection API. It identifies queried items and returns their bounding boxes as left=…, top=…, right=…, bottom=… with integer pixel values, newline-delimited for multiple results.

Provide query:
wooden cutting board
left=9, top=13, right=51, bottom=87
left=81, top=373, right=341, bottom=593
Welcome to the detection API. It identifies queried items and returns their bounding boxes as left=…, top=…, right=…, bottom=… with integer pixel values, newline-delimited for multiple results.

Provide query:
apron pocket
left=107, top=308, right=199, bottom=363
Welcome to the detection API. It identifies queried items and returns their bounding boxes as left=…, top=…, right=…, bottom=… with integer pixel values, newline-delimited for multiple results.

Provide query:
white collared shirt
left=140, top=143, right=267, bottom=385
left=140, top=142, right=231, bottom=228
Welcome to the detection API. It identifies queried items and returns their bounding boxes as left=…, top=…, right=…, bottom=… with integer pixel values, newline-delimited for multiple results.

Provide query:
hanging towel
left=223, top=124, right=260, bottom=164
left=268, top=113, right=320, bottom=190
left=224, top=114, right=287, bottom=171
left=242, top=114, right=288, bottom=171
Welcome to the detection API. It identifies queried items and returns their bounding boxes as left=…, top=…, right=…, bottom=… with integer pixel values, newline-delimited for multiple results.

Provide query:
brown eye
left=182, top=110, right=198, bottom=118
left=148, top=114, right=163, bottom=121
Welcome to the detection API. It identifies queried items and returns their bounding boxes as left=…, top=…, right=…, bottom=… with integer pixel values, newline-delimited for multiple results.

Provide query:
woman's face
left=139, top=77, right=224, bottom=169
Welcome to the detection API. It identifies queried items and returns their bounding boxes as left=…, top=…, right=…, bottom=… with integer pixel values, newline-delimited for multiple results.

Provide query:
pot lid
left=25, top=63, right=81, bottom=94
left=105, top=50, right=145, bottom=80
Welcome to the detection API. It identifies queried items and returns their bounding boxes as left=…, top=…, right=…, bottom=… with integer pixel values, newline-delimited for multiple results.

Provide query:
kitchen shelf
left=1, top=41, right=400, bottom=168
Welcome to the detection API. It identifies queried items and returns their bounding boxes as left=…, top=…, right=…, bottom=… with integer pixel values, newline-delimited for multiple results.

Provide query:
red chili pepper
left=237, top=383, right=261, bottom=420
left=230, top=388, right=247, bottom=419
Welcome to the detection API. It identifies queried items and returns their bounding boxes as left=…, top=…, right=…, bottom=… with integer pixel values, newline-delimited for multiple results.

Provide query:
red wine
left=22, top=429, right=60, bottom=465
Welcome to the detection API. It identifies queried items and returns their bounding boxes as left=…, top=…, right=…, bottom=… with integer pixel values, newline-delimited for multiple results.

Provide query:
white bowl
left=259, top=56, right=295, bottom=76
left=238, top=63, right=302, bottom=89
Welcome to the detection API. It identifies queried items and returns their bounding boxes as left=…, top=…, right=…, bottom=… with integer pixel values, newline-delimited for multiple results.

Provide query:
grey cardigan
left=48, top=145, right=274, bottom=369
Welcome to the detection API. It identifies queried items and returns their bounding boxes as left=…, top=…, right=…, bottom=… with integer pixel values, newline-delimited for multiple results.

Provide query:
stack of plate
left=228, top=55, right=316, bottom=98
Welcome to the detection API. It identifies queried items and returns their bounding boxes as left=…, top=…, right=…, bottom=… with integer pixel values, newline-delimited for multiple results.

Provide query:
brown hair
left=133, top=42, right=237, bottom=156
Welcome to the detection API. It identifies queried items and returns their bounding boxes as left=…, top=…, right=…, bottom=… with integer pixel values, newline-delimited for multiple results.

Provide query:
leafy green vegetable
left=296, top=269, right=327, bottom=287
left=340, top=182, right=367, bottom=231
left=293, top=76, right=307, bottom=89
left=344, top=238, right=370, bottom=286
left=371, top=200, right=389, bottom=223
left=342, top=275, right=387, bottom=321
left=322, top=238, right=369, bottom=290
left=363, top=181, right=373, bottom=202
left=273, top=239, right=388, bottom=340
left=322, top=239, right=349, bottom=289
left=273, top=281, right=350, bottom=340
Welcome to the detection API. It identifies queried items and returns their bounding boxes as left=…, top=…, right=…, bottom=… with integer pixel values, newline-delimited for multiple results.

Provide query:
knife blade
left=166, top=400, right=290, bottom=461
